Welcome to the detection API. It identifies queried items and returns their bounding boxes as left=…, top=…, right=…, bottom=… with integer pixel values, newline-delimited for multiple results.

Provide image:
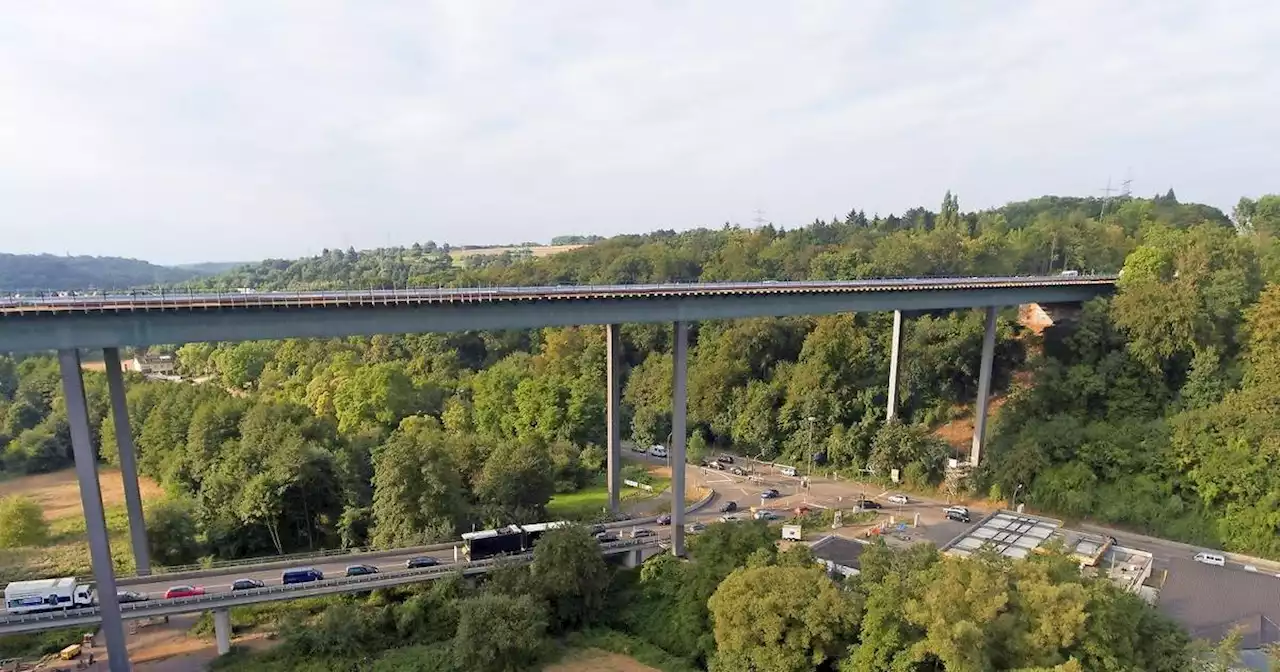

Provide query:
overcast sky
left=2, top=2, right=1277, bottom=264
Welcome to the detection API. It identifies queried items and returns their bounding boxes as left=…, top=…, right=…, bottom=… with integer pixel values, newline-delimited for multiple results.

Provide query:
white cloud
left=0, top=1, right=1276, bottom=263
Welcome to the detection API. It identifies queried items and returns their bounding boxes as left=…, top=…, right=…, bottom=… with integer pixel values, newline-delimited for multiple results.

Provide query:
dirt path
left=545, top=648, right=659, bottom=672
left=1, top=468, right=164, bottom=520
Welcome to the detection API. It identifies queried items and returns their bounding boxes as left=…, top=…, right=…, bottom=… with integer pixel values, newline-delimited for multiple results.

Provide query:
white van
left=1194, top=552, right=1226, bottom=567
left=647, top=445, right=668, bottom=459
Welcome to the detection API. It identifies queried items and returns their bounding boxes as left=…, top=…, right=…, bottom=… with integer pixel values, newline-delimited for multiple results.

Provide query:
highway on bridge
left=0, top=275, right=1115, bottom=353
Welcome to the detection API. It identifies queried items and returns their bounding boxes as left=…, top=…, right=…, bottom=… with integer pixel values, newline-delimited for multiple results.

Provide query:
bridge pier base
left=58, top=349, right=130, bottom=672
left=623, top=548, right=644, bottom=569
left=606, top=324, right=622, bottom=516
left=214, top=609, right=232, bottom=655
left=971, top=306, right=998, bottom=467
left=670, top=321, right=688, bottom=557
left=886, top=310, right=905, bottom=422
left=104, top=348, right=151, bottom=576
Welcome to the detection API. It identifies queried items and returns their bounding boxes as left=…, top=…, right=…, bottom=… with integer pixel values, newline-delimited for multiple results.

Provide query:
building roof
left=945, top=511, right=1061, bottom=560
left=810, top=536, right=867, bottom=569
left=1159, top=558, right=1280, bottom=650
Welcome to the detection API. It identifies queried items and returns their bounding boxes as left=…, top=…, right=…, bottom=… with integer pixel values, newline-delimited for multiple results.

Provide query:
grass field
left=0, top=468, right=160, bottom=582
left=547, top=474, right=670, bottom=521
left=449, top=244, right=586, bottom=263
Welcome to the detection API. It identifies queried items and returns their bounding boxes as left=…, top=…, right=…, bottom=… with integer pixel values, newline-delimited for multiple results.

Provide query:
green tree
left=146, top=498, right=202, bottom=565
left=0, top=495, right=48, bottom=548
left=370, top=416, right=464, bottom=547
left=452, top=594, right=549, bottom=672
left=476, top=440, right=555, bottom=524
left=708, top=565, right=862, bottom=672
left=529, top=524, right=611, bottom=631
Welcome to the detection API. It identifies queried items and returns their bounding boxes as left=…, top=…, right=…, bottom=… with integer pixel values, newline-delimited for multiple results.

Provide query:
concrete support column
left=971, top=307, right=998, bottom=467
left=58, top=349, right=130, bottom=672
left=606, top=324, right=623, bottom=515
left=104, top=348, right=151, bottom=576
left=670, top=321, right=689, bottom=557
left=622, top=548, right=642, bottom=569
left=213, top=609, right=232, bottom=655
left=886, top=310, right=905, bottom=422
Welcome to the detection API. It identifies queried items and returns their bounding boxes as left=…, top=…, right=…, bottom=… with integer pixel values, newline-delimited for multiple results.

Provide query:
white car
left=719, top=514, right=741, bottom=523
left=887, top=494, right=909, bottom=505
left=779, top=466, right=798, bottom=477
left=648, top=445, right=668, bottom=458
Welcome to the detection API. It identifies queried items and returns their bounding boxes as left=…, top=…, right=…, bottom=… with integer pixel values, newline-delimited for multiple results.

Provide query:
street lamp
left=806, top=416, right=817, bottom=480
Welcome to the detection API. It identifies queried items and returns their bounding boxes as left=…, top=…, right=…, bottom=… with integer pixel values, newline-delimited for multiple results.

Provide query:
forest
left=192, top=521, right=1200, bottom=672
left=2, top=192, right=1280, bottom=563
left=1, top=191, right=1280, bottom=669
left=2, top=190, right=1280, bottom=547
left=0, top=253, right=207, bottom=290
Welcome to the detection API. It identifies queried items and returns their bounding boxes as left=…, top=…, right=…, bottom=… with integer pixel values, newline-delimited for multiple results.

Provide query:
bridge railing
left=0, top=538, right=659, bottom=629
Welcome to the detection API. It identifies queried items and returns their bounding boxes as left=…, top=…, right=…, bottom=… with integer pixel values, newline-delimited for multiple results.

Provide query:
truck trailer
left=4, top=578, right=95, bottom=614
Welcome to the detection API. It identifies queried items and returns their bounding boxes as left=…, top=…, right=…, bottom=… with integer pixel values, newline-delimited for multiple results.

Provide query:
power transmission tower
left=1099, top=177, right=1117, bottom=218
left=1120, top=169, right=1133, bottom=198
left=752, top=209, right=769, bottom=228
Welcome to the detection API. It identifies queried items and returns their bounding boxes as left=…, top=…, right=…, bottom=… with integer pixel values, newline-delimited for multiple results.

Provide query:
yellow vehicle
left=59, top=643, right=82, bottom=660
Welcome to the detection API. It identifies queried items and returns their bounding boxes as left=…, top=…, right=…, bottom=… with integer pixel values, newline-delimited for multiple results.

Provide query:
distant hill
left=0, top=254, right=206, bottom=290
left=172, top=261, right=253, bottom=275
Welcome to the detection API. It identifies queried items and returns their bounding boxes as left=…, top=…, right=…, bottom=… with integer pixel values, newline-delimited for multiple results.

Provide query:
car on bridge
left=281, top=567, right=325, bottom=585
left=629, top=527, right=655, bottom=539
left=163, top=585, right=204, bottom=599
left=345, top=564, right=379, bottom=577
left=593, top=530, right=620, bottom=543
left=116, top=590, right=149, bottom=604
left=231, top=579, right=265, bottom=591
left=406, top=557, right=440, bottom=569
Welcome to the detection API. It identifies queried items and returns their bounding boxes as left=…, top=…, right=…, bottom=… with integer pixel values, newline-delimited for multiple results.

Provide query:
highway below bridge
left=0, top=275, right=1117, bottom=670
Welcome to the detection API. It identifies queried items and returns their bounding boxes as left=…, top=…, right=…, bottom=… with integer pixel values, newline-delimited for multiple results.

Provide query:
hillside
left=0, top=253, right=205, bottom=290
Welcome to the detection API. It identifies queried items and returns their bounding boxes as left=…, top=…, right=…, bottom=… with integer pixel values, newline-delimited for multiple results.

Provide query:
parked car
left=945, top=510, right=971, bottom=523
left=730, top=466, right=746, bottom=476
left=163, top=585, right=204, bottom=599
left=230, top=579, right=265, bottom=592
left=760, top=488, right=780, bottom=499
left=281, top=567, right=324, bottom=585
left=345, top=564, right=378, bottom=577
left=406, top=556, right=440, bottom=569
left=707, top=460, right=726, bottom=470
left=629, top=527, right=655, bottom=538
left=887, top=494, right=909, bottom=505
left=719, top=514, right=741, bottom=523
left=1194, top=552, right=1226, bottom=567
left=117, top=590, right=149, bottom=604
left=856, top=500, right=882, bottom=510
left=779, top=466, right=798, bottom=477
left=648, top=445, right=668, bottom=458
left=685, top=522, right=707, bottom=534
left=719, top=501, right=738, bottom=513
left=943, top=506, right=970, bottom=518
left=656, top=514, right=672, bottom=526
left=754, top=510, right=780, bottom=521
left=716, top=454, right=735, bottom=464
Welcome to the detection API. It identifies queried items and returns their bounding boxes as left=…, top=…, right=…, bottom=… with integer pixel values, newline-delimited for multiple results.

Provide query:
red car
left=163, top=585, right=205, bottom=599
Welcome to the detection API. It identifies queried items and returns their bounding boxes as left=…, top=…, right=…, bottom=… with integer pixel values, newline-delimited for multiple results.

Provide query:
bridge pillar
left=886, top=310, right=905, bottom=422
left=58, top=349, right=130, bottom=672
left=971, top=307, right=998, bottom=467
left=622, top=548, right=643, bottom=569
left=213, top=609, right=232, bottom=655
left=104, top=348, right=151, bottom=576
left=670, top=321, right=688, bottom=557
left=606, top=324, right=622, bottom=515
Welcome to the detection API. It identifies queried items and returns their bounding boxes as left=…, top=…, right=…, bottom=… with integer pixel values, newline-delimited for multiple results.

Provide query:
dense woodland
left=203, top=522, right=1197, bottom=672
left=2, top=191, right=1280, bottom=669
left=0, top=253, right=207, bottom=290
left=3, top=192, right=1280, bottom=561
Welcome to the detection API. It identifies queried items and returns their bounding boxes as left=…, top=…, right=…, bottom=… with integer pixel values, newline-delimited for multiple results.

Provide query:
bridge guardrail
left=0, top=538, right=660, bottom=632
left=114, top=488, right=715, bottom=586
